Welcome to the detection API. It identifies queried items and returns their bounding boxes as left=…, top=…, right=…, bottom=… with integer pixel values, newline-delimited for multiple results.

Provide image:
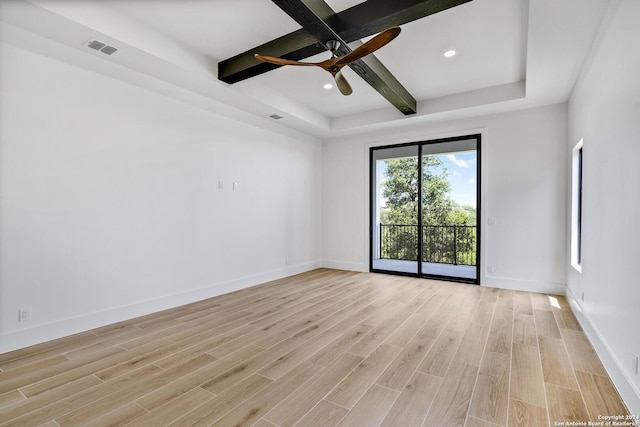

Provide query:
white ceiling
left=0, top=0, right=611, bottom=139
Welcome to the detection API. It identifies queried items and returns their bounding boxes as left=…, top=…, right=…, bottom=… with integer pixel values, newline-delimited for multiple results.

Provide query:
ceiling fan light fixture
left=444, top=50, right=457, bottom=58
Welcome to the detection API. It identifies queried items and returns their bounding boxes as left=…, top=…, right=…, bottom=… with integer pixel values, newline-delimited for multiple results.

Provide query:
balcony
left=373, top=224, right=477, bottom=279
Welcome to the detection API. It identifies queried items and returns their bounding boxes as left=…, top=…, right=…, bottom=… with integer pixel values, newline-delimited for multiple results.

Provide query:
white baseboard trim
left=565, top=287, right=640, bottom=415
left=482, top=275, right=566, bottom=295
left=0, top=261, right=322, bottom=354
left=322, top=259, right=368, bottom=272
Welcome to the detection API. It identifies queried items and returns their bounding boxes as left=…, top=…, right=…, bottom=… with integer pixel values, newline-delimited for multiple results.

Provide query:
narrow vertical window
left=577, top=146, right=583, bottom=264
left=571, top=139, right=584, bottom=272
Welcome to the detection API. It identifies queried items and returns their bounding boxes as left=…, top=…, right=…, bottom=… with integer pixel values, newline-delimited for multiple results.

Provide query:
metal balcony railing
left=380, top=224, right=477, bottom=266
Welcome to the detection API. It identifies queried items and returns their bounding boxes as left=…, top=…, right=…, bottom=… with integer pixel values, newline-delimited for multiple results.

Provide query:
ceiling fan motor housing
left=325, top=40, right=341, bottom=54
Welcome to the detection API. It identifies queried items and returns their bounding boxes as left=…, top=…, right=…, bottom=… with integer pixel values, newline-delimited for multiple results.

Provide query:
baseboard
left=482, top=275, right=566, bottom=295
left=0, top=261, right=322, bottom=354
left=565, top=287, right=640, bottom=415
left=321, top=259, right=368, bottom=272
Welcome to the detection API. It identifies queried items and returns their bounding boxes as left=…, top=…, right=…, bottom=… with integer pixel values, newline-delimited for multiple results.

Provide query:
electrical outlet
left=633, top=353, right=639, bottom=375
left=487, top=265, right=494, bottom=273
left=18, top=308, right=32, bottom=322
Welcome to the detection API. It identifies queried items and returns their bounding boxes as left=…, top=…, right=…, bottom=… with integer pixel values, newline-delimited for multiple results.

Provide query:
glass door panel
left=371, top=145, right=420, bottom=275
left=421, top=138, right=478, bottom=281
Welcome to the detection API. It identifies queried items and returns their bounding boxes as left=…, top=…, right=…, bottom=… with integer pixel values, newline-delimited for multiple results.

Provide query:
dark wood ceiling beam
left=218, top=0, right=472, bottom=84
left=326, top=0, right=473, bottom=41
left=269, top=0, right=416, bottom=114
left=218, top=29, right=322, bottom=85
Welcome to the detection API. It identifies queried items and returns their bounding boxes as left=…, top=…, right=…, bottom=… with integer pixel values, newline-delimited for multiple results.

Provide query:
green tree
left=445, top=203, right=476, bottom=226
left=381, top=155, right=457, bottom=225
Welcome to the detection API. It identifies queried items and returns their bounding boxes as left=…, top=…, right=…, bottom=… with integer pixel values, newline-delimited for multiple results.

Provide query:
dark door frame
left=369, top=133, right=481, bottom=285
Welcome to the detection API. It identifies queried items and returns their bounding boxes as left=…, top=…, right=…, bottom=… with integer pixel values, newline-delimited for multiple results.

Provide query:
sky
left=438, top=151, right=477, bottom=208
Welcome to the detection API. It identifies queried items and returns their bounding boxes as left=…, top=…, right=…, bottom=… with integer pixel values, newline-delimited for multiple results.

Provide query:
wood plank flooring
left=0, top=269, right=630, bottom=426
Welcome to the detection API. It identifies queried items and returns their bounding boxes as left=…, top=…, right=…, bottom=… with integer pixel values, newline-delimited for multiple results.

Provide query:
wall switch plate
left=581, top=291, right=585, bottom=302
left=633, top=353, right=639, bottom=375
left=487, top=265, right=494, bottom=273
left=18, top=308, right=32, bottom=322
left=487, top=218, right=497, bottom=226
left=218, top=181, right=223, bottom=189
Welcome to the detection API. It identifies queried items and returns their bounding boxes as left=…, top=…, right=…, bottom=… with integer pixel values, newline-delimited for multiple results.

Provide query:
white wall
left=0, top=43, right=322, bottom=353
left=322, top=103, right=568, bottom=294
left=566, top=0, right=640, bottom=413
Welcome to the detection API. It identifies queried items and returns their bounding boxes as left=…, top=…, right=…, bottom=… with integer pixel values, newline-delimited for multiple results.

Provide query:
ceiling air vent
left=269, top=114, right=284, bottom=120
left=86, top=39, right=118, bottom=55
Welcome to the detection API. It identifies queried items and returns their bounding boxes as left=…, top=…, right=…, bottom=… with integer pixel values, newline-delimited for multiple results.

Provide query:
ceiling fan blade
left=334, top=71, right=353, bottom=96
left=335, top=27, right=401, bottom=67
left=254, top=54, right=318, bottom=67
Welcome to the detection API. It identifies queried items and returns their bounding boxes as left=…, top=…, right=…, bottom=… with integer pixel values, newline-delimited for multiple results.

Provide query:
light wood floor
left=0, top=269, right=629, bottom=426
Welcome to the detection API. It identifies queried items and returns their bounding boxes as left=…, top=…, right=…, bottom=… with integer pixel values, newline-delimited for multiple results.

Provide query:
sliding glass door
left=370, top=135, right=480, bottom=284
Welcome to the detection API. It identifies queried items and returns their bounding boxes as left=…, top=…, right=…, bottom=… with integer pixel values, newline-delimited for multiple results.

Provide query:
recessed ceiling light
left=323, top=83, right=333, bottom=90
left=444, top=50, right=457, bottom=58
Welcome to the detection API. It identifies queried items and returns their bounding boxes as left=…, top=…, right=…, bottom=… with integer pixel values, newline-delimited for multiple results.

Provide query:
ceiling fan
left=254, top=27, right=401, bottom=96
